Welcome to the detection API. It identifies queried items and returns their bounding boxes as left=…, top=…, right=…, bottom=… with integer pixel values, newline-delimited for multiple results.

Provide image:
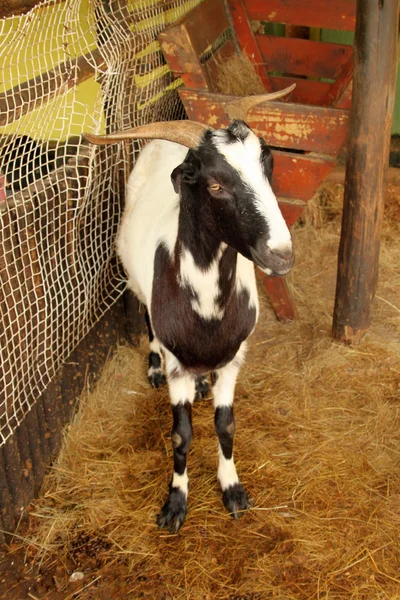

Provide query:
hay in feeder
left=213, top=51, right=266, bottom=96
left=20, top=183, right=400, bottom=599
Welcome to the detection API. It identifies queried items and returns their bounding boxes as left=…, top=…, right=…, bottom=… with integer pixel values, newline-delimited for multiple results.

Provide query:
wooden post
left=332, top=0, right=399, bottom=345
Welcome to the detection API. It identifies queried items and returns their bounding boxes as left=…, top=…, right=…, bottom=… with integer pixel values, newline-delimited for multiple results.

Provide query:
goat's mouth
left=250, top=244, right=294, bottom=277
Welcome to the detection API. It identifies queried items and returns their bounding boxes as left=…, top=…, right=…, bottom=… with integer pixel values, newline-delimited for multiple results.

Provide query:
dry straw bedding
left=24, top=183, right=400, bottom=599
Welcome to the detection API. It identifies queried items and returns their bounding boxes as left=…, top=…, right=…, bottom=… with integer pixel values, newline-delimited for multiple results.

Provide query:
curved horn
left=225, top=83, right=296, bottom=121
left=83, top=120, right=210, bottom=149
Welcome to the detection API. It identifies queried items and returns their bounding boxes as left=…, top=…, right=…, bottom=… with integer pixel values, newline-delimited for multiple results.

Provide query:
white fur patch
left=172, top=469, right=189, bottom=496
left=180, top=244, right=226, bottom=320
left=217, top=447, right=239, bottom=490
left=165, top=351, right=196, bottom=405
left=212, top=130, right=292, bottom=254
left=212, top=344, right=246, bottom=406
left=150, top=338, right=162, bottom=356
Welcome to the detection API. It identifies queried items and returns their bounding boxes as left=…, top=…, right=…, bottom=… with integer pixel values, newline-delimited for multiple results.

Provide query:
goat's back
left=117, top=140, right=186, bottom=305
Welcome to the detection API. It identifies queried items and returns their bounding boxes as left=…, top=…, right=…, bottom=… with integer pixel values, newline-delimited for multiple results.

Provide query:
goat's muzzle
left=250, top=241, right=294, bottom=276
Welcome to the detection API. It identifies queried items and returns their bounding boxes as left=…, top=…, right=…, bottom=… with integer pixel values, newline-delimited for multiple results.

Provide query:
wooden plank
left=272, top=151, right=336, bottom=200
left=244, top=0, right=356, bottom=31
left=257, top=35, right=353, bottom=80
left=270, top=76, right=332, bottom=105
left=277, top=198, right=305, bottom=229
left=24, top=406, right=46, bottom=494
left=226, top=0, right=272, bottom=90
left=0, top=449, right=16, bottom=536
left=2, top=434, right=30, bottom=520
left=15, top=417, right=35, bottom=503
left=179, top=88, right=350, bottom=154
left=158, top=0, right=231, bottom=90
left=0, top=49, right=105, bottom=127
left=259, top=274, right=297, bottom=321
left=160, top=0, right=230, bottom=59
left=332, top=0, right=399, bottom=345
left=159, top=24, right=212, bottom=90
left=321, top=56, right=354, bottom=108
left=248, top=101, right=349, bottom=154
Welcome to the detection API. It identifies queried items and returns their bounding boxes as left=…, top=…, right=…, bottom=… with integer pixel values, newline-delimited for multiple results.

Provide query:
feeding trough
left=158, top=0, right=354, bottom=320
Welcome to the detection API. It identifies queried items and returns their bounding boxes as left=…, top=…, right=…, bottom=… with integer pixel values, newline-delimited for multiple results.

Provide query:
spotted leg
left=145, top=309, right=166, bottom=388
left=157, top=353, right=195, bottom=533
left=212, top=346, right=251, bottom=518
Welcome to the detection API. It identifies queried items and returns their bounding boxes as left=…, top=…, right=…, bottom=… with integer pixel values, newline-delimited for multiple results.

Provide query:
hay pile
left=27, top=184, right=400, bottom=599
left=213, top=51, right=266, bottom=96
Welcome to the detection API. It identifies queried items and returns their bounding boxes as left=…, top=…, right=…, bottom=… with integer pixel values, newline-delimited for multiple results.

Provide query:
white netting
left=0, top=0, right=201, bottom=445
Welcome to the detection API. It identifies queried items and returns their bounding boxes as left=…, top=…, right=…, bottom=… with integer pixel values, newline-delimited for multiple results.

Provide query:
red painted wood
left=257, top=35, right=353, bottom=80
left=270, top=76, right=332, bottom=105
left=159, top=0, right=230, bottom=58
left=244, top=0, right=356, bottom=31
left=273, top=152, right=336, bottom=200
left=278, top=199, right=305, bottom=228
left=321, top=56, right=354, bottom=107
left=158, top=0, right=233, bottom=91
left=179, top=89, right=350, bottom=154
left=158, top=24, right=212, bottom=90
left=226, top=0, right=272, bottom=90
left=259, top=274, right=298, bottom=321
left=248, top=102, right=350, bottom=154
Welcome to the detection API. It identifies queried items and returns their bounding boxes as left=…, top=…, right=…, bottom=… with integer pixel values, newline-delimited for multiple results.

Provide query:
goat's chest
left=151, top=245, right=258, bottom=373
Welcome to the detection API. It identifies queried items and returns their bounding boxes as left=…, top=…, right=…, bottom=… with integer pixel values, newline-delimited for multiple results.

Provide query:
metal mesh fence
left=0, top=0, right=201, bottom=446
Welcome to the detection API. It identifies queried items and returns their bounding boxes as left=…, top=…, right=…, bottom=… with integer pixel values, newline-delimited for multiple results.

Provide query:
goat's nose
left=267, top=244, right=294, bottom=262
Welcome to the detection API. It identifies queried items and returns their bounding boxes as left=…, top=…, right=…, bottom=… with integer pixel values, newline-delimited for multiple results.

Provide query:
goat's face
left=171, top=121, right=294, bottom=276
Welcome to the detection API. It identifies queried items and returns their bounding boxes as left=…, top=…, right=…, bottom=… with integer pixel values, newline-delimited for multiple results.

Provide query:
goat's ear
left=171, top=150, right=201, bottom=193
left=262, top=145, right=274, bottom=183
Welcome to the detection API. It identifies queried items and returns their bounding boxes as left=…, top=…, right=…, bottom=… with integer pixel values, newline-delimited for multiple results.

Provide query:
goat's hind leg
left=212, top=347, right=251, bottom=518
left=145, top=309, right=166, bottom=388
left=157, top=355, right=195, bottom=533
left=195, top=374, right=209, bottom=400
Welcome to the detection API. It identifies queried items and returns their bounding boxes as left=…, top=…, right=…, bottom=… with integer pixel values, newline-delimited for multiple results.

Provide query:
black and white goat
left=85, top=85, right=295, bottom=533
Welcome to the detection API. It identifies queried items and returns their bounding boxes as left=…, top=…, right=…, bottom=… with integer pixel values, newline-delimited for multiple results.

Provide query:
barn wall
left=0, top=0, right=201, bottom=539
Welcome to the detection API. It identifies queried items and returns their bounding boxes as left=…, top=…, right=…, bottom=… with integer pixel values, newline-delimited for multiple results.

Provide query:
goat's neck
left=175, top=190, right=238, bottom=313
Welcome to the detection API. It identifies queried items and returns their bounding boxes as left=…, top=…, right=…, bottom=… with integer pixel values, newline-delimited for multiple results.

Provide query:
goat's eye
left=210, top=183, right=221, bottom=191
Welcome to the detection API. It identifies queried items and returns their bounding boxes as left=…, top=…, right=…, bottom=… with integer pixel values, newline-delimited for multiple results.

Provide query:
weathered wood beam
left=244, top=0, right=356, bottom=32
left=257, top=35, right=353, bottom=81
left=320, top=56, right=354, bottom=109
left=179, top=88, right=350, bottom=154
left=226, top=0, right=272, bottom=90
left=0, top=50, right=105, bottom=127
left=332, top=0, right=399, bottom=345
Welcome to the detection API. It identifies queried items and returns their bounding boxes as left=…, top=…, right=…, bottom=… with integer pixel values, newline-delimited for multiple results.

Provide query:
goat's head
left=171, top=119, right=293, bottom=276
left=84, top=84, right=295, bottom=276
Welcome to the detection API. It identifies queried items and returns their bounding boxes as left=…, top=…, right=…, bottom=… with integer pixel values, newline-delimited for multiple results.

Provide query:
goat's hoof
left=195, top=375, right=209, bottom=400
left=157, top=488, right=187, bottom=533
left=148, top=367, right=166, bottom=388
left=222, top=483, right=252, bottom=519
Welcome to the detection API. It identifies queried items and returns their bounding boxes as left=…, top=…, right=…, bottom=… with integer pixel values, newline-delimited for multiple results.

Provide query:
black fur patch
left=157, top=486, right=187, bottom=533
left=149, top=351, right=161, bottom=370
left=145, top=309, right=154, bottom=342
left=151, top=245, right=256, bottom=374
left=222, top=483, right=251, bottom=518
left=171, top=403, right=193, bottom=475
left=215, top=406, right=236, bottom=460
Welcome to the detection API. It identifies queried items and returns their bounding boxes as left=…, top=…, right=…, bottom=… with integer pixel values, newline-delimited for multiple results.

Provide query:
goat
left=85, top=84, right=295, bottom=533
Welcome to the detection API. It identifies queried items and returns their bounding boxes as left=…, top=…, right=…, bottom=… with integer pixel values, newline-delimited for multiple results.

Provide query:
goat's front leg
left=157, top=354, right=195, bottom=533
left=212, top=346, right=251, bottom=518
left=145, top=309, right=166, bottom=388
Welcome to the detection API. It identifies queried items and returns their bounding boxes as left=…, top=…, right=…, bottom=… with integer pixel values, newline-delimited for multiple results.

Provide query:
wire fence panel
left=0, top=0, right=200, bottom=446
